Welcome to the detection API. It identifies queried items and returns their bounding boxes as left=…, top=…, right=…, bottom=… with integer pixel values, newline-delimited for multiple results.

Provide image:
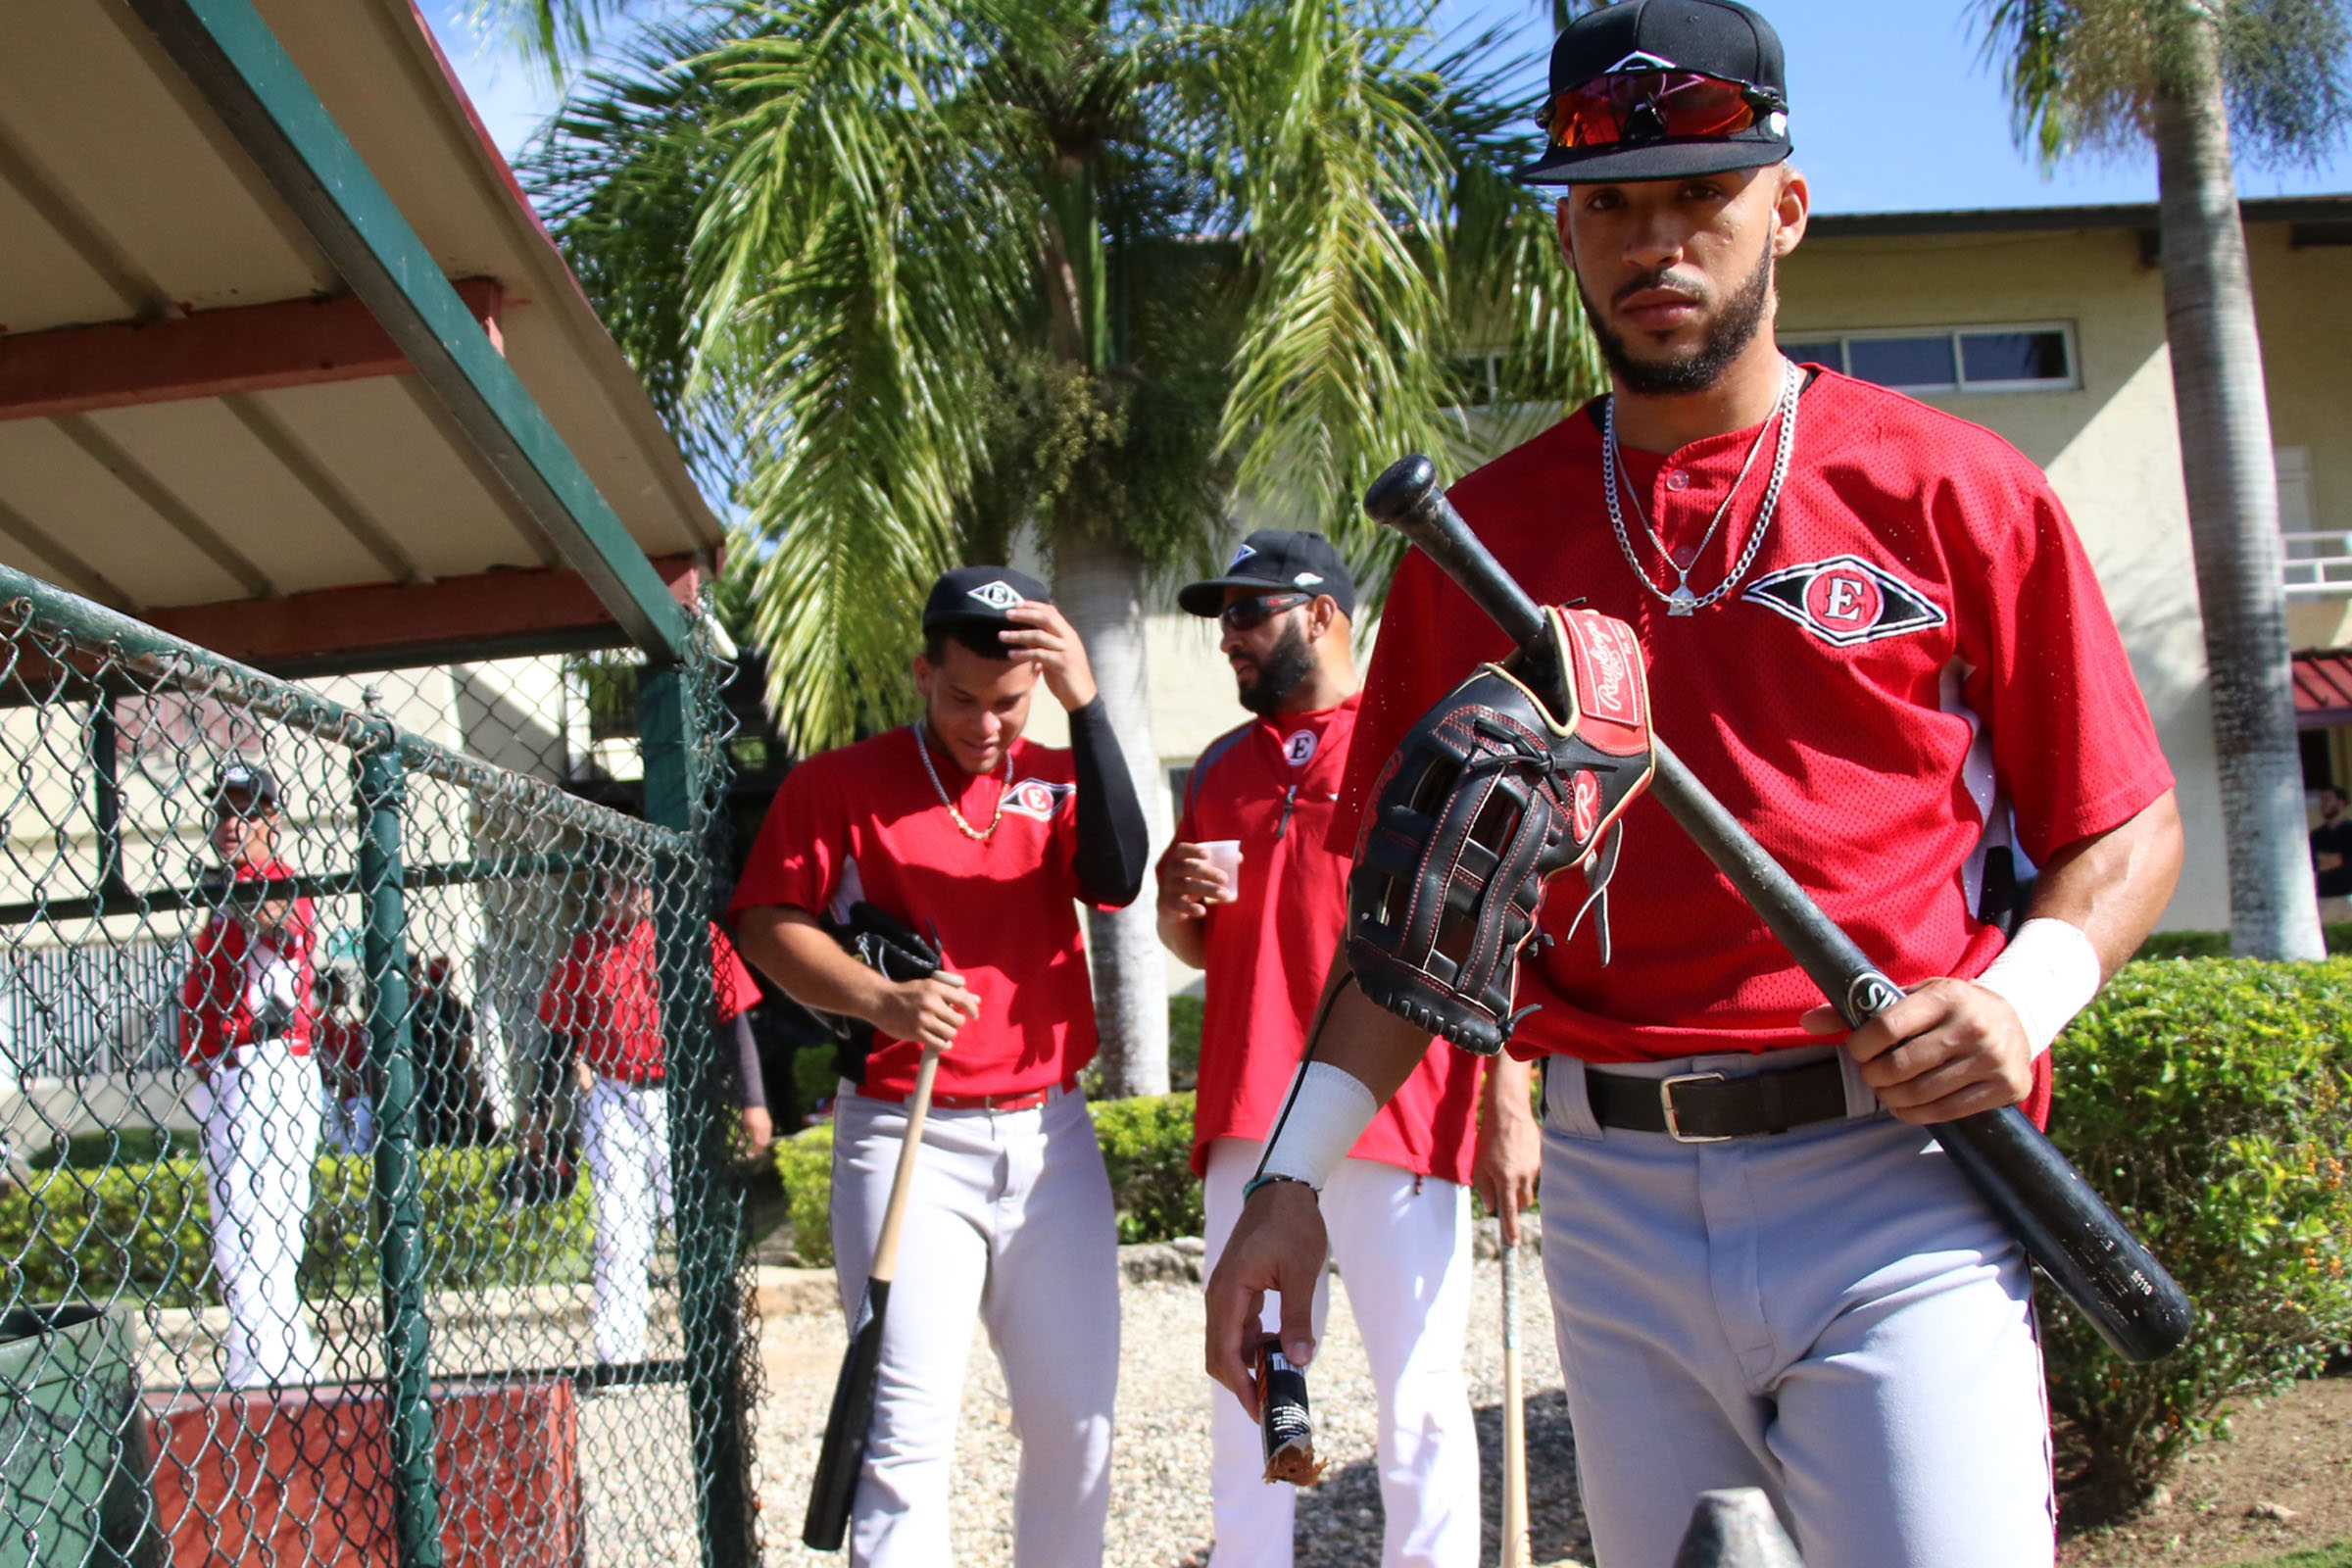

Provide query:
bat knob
left=1363, top=454, right=1439, bottom=531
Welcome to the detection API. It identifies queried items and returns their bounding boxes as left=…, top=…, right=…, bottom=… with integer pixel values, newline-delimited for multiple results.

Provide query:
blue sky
left=419, top=0, right=2349, bottom=214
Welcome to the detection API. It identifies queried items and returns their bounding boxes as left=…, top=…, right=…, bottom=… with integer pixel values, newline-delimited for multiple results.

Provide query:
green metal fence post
left=639, top=660, right=755, bottom=1568
left=356, top=715, right=445, bottom=1568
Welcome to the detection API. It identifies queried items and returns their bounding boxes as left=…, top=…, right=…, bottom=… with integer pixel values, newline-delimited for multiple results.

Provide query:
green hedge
left=773, top=1122, right=835, bottom=1267
left=771, top=1091, right=1201, bottom=1264
left=2133, top=923, right=2352, bottom=961
left=0, top=1149, right=594, bottom=1310
left=1093, top=1094, right=1202, bottom=1245
left=2043, top=957, right=2352, bottom=1517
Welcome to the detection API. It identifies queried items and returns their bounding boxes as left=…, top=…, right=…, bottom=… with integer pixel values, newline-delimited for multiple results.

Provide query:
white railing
left=2283, top=530, right=2352, bottom=598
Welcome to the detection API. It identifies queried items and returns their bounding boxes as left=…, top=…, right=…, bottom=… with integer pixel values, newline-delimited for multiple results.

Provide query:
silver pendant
left=1667, top=585, right=1698, bottom=616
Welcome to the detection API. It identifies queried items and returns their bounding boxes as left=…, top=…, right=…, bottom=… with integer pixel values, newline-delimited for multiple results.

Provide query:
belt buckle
left=1659, top=1072, right=1729, bottom=1143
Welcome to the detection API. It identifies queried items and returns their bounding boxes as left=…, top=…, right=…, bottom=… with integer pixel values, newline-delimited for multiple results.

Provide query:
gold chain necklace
left=914, top=719, right=1013, bottom=842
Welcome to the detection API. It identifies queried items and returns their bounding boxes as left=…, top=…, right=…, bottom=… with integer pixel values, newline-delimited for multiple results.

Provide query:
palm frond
left=1202, top=0, right=1465, bottom=561
left=684, top=0, right=1041, bottom=745
left=464, top=0, right=639, bottom=82
left=1973, top=0, right=2350, bottom=170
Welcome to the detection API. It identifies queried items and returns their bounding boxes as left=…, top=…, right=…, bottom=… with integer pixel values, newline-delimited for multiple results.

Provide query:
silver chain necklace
left=914, top=718, right=1013, bottom=842
left=1603, top=360, right=1801, bottom=616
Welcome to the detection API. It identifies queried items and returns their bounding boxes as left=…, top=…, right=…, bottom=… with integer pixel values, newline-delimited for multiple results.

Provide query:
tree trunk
left=1054, top=524, right=1172, bottom=1097
left=2152, top=26, right=2326, bottom=960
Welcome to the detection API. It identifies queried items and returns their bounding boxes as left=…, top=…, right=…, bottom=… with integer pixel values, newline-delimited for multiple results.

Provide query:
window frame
left=1780, top=322, right=2081, bottom=395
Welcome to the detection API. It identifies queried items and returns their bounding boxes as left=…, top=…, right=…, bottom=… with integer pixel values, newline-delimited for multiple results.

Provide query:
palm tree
left=1976, top=0, right=2348, bottom=959
left=525, top=0, right=1598, bottom=1094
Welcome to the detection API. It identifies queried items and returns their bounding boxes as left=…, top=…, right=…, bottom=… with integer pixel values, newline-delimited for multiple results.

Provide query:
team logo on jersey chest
left=1283, top=729, right=1318, bottom=766
left=1002, top=778, right=1073, bottom=822
left=1740, top=555, right=1947, bottom=647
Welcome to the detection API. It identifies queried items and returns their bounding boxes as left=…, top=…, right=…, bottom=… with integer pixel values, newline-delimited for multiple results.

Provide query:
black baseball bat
left=1362, top=453, right=2192, bottom=1364
left=804, top=1043, right=943, bottom=1549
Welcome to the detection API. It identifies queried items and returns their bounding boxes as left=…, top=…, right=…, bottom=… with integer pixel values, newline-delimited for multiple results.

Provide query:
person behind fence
left=315, top=968, right=373, bottom=1154
left=538, top=877, right=769, bottom=1363
left=2312, top=784, right=2352, bottom=920
left=411, top=954, right=495, bottom=1148
left=1158, top=532, right=1524, bottom=1568
left=732, top=566, right=1151, bottom=1568
left=179, top=759, right=321, bottom=1389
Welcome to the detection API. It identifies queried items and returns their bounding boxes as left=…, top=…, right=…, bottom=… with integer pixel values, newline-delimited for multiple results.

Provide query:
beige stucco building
left=1044, top=195, right=2352, bottom=946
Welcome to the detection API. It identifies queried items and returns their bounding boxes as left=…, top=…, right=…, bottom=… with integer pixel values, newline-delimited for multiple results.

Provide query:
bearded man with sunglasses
left=1158, top=532, right=1526, bottom=1568
left=1203, top=3, right=2184, bottom=1565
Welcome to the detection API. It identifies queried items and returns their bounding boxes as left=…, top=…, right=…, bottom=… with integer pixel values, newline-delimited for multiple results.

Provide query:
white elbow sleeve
left=1974, top=917, right=2103, bottom=1060
left=1257, top=1060, right=1379, bottom=1190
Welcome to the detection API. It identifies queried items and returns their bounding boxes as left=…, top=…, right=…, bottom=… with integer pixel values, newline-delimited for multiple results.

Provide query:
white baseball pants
left=583, top=1076, right=674, bottom=1364
left=1200, top=1138, right=1480, bottom=1568
left=197, top=1039, right=321, bottom=1389
left=1537, top=1051, right=2055, bottom=1568
left=829, top=1083, right=1120, bottom=1568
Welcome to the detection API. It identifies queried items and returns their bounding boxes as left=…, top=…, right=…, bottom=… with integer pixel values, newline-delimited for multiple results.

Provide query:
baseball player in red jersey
left=538, top=880, right=766, bottom=1363
left=179, top=760, right=322, bottom=1388
left=732, top=566, right=1150, bottom=1567
left=1206, top=4, right=2187, bottom=1564
left=1159, top=530, right=1529, bottom=1568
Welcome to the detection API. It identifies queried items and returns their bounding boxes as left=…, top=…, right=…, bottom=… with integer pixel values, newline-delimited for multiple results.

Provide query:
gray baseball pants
left=1538, top=1048, right=2054, bottom=1568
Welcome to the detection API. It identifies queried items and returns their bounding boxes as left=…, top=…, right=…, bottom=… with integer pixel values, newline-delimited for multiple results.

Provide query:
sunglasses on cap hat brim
left=1542, top=69, right=1784, bottom=151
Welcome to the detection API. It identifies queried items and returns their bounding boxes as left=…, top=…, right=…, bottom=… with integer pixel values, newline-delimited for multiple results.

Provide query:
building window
left=1166, top=764, right=1192, bottom=826
left=1783, top=325, right=2077, bottom=393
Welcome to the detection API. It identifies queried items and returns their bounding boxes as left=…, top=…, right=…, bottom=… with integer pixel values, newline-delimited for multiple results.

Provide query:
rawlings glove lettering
left=1347, top=607, right=1655, bottom=1054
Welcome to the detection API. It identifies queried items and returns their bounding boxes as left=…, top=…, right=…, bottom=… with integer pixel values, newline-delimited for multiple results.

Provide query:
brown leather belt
left=855, top=1072, right=1080, bottom=1113
left=1584, top=1056, right=1849, bottom=1143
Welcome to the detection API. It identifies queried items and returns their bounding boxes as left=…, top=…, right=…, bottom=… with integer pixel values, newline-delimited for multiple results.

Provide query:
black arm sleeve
left=727, top=1011, right=767, bottom=1112
left=1066, top=698, right=1151, bottom=908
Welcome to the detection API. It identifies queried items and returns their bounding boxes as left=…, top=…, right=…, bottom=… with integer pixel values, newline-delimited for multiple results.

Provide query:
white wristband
left=1256, top=1060, right=1379, bottom=1191
left=1974, top=917, right=2102, bottom=1060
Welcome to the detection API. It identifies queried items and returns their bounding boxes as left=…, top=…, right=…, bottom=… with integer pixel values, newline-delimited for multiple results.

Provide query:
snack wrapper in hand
left=1256, top=1336, right=1324, bottom=1487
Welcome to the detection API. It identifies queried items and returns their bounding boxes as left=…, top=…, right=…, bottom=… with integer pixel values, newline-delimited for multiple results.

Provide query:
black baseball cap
left=212, top=760, right=279, bottom=811
left=1177, top=530, right=1357, bottom=618
left=1515, top=0, right=1790, bottom=187
left=921, top=564, right=1051, bottom=642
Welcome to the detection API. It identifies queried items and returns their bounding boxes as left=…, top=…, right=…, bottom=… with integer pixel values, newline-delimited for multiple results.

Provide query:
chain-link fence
left=0, top=564, right=759, bottom=1568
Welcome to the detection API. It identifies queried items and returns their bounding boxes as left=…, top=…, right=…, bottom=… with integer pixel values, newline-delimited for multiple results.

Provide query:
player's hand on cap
left=997, top=601, right=1099, bottom=712
left=1204, top=1180, right=1326, bottom=1419
left=1155, top=842, right=1235, bottom=921
left=876, top=970, right=983, bottom=1054
left=1801, top=977, right=2034, bottom=1124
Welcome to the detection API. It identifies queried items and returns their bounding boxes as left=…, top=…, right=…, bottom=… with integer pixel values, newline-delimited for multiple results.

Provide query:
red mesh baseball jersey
left=730, top=728, right=1097, bottom=1100
left=539, top=918, right=666, bottom=1084
left=1175, top=695, right=1486, bottom=1184
left=178, top=858, right=317, bottom=1062
left=710, top=922, right=762, bottom=1022
left=1335, top=371, right=2174, bottom=1118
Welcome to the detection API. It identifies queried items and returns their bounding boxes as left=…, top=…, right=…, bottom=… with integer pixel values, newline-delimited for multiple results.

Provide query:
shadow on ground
left=1292, top=1390, right=1589, bottom=1567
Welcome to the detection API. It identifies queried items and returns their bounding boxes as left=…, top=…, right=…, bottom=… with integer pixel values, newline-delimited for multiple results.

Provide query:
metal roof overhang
left=2294, top=649, right=2352, bottom=728
left=0, top=0, right=721, bottom=669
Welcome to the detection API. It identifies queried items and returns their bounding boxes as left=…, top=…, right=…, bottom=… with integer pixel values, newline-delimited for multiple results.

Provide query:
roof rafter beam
left=0, top=281, right=505, bottom=423
left=145, top=554, right=709, bottom=676
left=122, top=0, right=694, bottom=661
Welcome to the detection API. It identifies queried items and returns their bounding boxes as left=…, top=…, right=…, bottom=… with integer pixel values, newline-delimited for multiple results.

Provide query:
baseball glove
left=820, top=902, right=942, bottom=1083
left=1347, top=606, right=1655, bottom=1054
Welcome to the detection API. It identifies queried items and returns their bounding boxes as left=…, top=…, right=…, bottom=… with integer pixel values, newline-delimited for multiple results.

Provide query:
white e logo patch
left=1283, top=729, right=1318, bottom=766
left=1741, top=555, right=1947, bottom=647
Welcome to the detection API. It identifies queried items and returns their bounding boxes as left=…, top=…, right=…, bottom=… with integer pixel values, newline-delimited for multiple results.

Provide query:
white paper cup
left=1198, top=840, right=1243, bottom=903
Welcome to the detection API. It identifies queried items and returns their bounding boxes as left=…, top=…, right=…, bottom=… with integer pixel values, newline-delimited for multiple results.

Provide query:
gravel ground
left=753, top=1226, right=1591, bottom=1567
